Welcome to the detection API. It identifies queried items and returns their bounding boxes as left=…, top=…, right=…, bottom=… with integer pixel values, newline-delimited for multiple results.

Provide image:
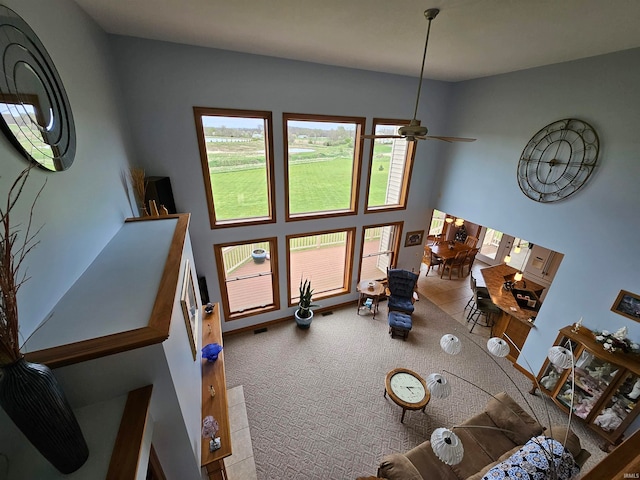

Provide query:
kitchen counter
left=480, top=264, right=545, bottom=363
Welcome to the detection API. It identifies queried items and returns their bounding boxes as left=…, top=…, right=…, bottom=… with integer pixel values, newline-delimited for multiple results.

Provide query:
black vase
left=0, top=358, right=89, bottom=474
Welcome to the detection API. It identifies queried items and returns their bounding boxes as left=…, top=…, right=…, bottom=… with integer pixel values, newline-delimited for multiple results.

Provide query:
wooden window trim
left=283, top=112, right=365, bottom=222
left=358, top=222, right=404, bottom=282
left=194, top=107, right=277, bottom=229
left=214, top=237, right=280, bottom=321
left=286, top=227, right=356, bottom=307
left=364, top=118, right=417, bottom=214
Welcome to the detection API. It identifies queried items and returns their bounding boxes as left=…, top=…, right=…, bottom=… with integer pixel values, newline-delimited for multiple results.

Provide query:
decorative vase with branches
left=0, top=167, right=89, bottom=473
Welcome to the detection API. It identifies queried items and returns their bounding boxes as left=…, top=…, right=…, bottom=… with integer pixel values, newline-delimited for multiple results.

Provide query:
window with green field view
left=283, top=113, right=364, bottom=220
left=359, top=223, right=402, bottom=281
left=194, top=107, right=275, bottom=228
left=214, top=238, right=279, bottom=320
left=287, top=229, right=355, bottom=304
left=366, top=119, right=416, bottom=212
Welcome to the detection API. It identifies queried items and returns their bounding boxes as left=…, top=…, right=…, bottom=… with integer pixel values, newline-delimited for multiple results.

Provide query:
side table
left=357, top=280, right=385, bottom=319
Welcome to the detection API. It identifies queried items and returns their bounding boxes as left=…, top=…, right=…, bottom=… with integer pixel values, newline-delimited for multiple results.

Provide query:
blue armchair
left=386, top=269, right=418, bottom=314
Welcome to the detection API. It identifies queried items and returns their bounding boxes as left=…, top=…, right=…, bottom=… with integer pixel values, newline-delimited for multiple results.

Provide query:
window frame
left=358, top=222, right=404, bottom=282
left=194, top=107, right=277, bottom=229
left=286, top=227, right=356, bottom=306
left=283, top=112, right=365, bottom=222
left=214, top=237, right=280, bottom=321
left=364, top=118, right=418, bottom=213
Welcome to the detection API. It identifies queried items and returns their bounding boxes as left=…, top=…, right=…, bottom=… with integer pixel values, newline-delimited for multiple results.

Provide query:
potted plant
left=0, top=167, right=88, bottom=473
left=294, top=278, right=317, bottom=329
left=251, top=247, right=267, bottom=264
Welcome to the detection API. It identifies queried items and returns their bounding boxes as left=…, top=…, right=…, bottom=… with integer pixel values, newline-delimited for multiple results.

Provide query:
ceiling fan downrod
left=411, top=8, right=439, bottom=122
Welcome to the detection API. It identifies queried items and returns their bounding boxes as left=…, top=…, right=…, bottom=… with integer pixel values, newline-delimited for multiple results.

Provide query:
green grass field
left=208, top=140, right=392, bottom=220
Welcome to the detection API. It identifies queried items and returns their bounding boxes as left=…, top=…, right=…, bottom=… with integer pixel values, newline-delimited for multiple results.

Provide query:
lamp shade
left=440, top=334, right=461, bottom=355
left=548, top=346, right=573, bottom=369
left=487, top=337, right=510, bottom=358
left=514, top=271, right=523, bottom=282
left=504, top=255, right=511, bottom=263
left=426, top=373, right=451, bottom=399
left=431, top=428, right=464, bottom=465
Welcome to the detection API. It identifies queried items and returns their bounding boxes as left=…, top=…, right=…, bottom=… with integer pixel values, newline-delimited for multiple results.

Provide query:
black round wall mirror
left=0, top=5, right=76, bottom=171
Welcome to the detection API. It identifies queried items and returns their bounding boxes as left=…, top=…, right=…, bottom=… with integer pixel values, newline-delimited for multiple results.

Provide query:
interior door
left=476, top=227, right=515, bottom=266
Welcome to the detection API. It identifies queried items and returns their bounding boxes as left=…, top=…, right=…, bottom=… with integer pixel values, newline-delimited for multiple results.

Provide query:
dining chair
left=422, top=245, right=443, bottom=276
left=441, top=251, right=466, bottom=279
left=465, top=236, right=478, bottom=247
left=462, top=247, right=480, bottom=276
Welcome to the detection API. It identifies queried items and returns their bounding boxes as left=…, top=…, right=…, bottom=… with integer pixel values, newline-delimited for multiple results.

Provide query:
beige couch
left=377, top=392, right=590, bottom=480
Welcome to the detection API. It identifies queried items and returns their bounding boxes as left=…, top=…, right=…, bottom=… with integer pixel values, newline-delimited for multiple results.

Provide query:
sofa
left=377, top=392, right=590, bottom=480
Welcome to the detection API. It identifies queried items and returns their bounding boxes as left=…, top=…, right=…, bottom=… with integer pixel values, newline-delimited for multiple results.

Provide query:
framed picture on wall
left=611, top=290, right=640, bottom=322
left=181, top=259, right=199, bottom=360
left=404, top=230, right=424, bottom=247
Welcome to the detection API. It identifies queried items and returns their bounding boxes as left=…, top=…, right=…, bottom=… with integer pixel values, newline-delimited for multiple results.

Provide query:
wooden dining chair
left=441, top=251, right=466, bottom=279
left=465, top=236, right=478, bottom=247
left=422, top=245, right=443, bottom=276
left=462, top=247, right=480, bottom=276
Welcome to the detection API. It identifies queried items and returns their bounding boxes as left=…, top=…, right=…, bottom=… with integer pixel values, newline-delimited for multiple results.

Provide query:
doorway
left=477, top=227, right=516, bottom=266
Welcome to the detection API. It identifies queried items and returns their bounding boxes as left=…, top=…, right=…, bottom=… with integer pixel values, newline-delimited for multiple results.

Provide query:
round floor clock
left=517, top=118, right=599, bottom=203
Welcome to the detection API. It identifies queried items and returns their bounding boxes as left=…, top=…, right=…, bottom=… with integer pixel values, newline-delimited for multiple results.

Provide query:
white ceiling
left=73, top=0, right=640, bottom=82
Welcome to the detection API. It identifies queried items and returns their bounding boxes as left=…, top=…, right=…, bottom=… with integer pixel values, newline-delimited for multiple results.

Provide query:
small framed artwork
left=181, top=259, right=199, bottom=360
left=611, top=290, right=640, bottom=322
left=404, top=230, right=424, bottom=247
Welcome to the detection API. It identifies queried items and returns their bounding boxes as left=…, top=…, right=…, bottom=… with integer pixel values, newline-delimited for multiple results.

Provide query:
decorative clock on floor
left=384, top=368, right=430, bottom=423
left=517, top=118, right=599, bottom=203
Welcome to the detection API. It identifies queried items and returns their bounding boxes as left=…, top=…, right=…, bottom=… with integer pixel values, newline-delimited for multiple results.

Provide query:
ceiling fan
left=362, top=8, right=476, bottom=144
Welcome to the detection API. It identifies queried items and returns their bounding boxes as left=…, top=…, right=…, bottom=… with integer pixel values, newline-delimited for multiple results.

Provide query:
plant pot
left=0, top=358, right=89, bottom=474
left=251, top=248, right=267, bottom=264
left=294, top=309, right=314, bottom=329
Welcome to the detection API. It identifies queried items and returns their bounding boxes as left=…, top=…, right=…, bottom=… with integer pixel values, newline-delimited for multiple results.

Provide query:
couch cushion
left=403, top=441, right=461, bottom=480
left=484, top=392, right=543, bottom=445
left=449, top=426, right=498, bottom=479
left=456, top=411, right=519, bottom=461
left=377, top=453, right=423, bottom=480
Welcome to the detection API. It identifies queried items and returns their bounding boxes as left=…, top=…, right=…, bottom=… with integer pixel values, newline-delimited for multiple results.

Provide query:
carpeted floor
left=223, top=295, right=607, bottom=479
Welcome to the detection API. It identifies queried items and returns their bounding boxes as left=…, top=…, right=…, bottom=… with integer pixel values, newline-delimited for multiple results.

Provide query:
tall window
left=283, top=113, right=365, bottom=221
left=365, top=119, right=417, bottom=212
left=194, top=107, right=276, bottom=228
left=214, top=238, right=279, bottom=320
left=287, top=228, right=356, bottom=304
left=359, top=223, right=403, bottom=281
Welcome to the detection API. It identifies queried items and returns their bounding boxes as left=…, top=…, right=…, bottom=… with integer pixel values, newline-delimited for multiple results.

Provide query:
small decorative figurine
left=571, top=317, right=583, bottom=333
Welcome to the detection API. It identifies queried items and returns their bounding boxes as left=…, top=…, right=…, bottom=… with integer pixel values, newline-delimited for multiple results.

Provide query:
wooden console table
left=201, top=303, right=232, bottom=479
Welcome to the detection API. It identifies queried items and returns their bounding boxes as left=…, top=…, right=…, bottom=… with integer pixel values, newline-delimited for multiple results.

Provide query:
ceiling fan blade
left=424, top=135, right=477, bottom=143
left=361, top=134, right=403, bottom=139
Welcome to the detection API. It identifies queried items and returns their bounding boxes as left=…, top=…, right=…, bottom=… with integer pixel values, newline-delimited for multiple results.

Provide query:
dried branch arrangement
left=0, top=167, right=45, bottom=365
left=129, top=167, right=148, bottom=215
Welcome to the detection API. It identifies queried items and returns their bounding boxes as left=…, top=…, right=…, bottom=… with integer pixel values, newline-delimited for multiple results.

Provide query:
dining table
left=429, top=241, right=473, bottom=261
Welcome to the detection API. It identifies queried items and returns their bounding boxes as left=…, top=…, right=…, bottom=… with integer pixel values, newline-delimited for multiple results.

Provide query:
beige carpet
left=223, top=296, right=606, bottom=479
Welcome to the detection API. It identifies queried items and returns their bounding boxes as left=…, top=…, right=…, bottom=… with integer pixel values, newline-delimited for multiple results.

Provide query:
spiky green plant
left=297, top=278, right=318, bottom=319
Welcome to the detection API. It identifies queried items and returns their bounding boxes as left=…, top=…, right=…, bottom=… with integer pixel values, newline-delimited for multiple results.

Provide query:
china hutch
left=532, top=325, right=640, bottom=448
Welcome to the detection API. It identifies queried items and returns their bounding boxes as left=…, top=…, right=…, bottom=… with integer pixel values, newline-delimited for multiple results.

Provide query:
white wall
left=0, top=0, right=137, bottom=338
left=440, top=48, right=640, bottom=372
left=109, top=36, right=459, bottom=332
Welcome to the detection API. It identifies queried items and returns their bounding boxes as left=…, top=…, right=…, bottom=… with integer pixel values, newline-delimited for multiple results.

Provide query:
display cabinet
left=532, top=325, right=640, bottom=447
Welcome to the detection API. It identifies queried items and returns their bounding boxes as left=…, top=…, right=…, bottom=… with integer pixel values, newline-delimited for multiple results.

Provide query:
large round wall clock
left=517, top=118, right=599, bottom=203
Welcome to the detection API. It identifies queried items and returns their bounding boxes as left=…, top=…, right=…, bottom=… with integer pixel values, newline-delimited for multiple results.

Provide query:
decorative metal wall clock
left=0, top=6, right=76, bottom=171
left=517, top=118, right=599, bottom=203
